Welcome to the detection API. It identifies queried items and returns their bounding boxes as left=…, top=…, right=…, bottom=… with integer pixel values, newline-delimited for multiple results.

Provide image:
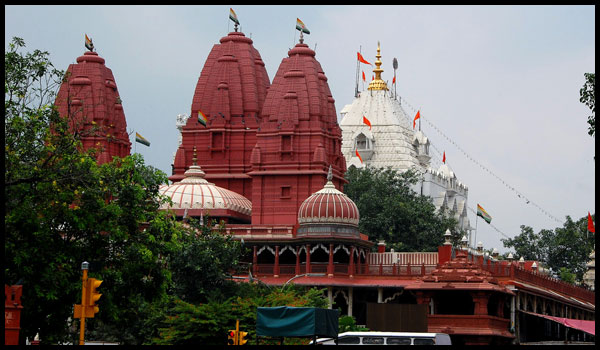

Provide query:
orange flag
left=443, top=151, right=446, bottom=164
left=413, top=110, right=421, bottom=129
left=363, top=115, right=372, bottom=130
left=362, top=71, right=365, bottom=82
left=588, top=212, right=595, bottom=233
left=355, top=149, right=363, bottom=163
left=357, top=52, right=372, bottom=65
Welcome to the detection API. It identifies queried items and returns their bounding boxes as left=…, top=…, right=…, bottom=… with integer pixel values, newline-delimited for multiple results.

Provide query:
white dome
left=159, top=164, right=251, bottom=216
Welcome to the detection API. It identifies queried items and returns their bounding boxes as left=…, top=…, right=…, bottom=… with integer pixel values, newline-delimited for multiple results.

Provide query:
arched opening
left=256, top=246, right=274, bottom=264
left=279, top=246, right=296, bottom=265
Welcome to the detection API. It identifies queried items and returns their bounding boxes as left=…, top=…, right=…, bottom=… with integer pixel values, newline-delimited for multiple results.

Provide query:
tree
left=168, top=217, right=245, bottom=304
left=344, top=166, right=461, bottom=252
left=579, top=72, right=595, bottom=138
left=501, top=214, right=595, bottom=283
left=5, top=37, right=178, bottom=345
left=149, top=285, right=328, bottom=345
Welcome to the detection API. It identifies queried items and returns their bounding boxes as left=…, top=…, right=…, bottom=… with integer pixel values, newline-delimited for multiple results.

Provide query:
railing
left=255, top=263, right=437, bottom=278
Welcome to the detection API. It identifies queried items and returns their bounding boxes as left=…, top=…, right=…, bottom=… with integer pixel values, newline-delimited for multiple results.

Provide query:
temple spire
left=368, top=41, right=388, bottom=91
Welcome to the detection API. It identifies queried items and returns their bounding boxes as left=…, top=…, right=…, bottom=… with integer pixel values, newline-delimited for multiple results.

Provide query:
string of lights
left=400, top=96, right=563, bottom=225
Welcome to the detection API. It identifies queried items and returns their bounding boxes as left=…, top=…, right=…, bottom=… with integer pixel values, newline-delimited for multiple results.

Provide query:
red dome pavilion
left=298, top=166, right=359, bottom=226
left=170, top=30, right=270, bottom=203
left=54, top=51, right=131, bottom=164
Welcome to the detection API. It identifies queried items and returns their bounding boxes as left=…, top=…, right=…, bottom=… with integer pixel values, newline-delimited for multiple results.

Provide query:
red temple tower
left=54, top=50, right=131, bottom=164
left=169, top=30, right=270, bottom=203
left=249, top=38, right=347, bottom=225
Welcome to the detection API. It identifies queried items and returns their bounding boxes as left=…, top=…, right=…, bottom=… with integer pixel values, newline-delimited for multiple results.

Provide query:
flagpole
left=473, top=214, right=479, bottom=249
left=419, top=107, right=422, bottom=131
left=355, top=46, right=360, bottom=97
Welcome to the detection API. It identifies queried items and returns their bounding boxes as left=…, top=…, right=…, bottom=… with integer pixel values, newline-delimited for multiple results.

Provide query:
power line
left=400, top=96, right=563, bottom=225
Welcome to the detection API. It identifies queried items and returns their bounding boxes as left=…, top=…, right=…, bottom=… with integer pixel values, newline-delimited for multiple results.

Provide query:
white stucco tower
left=339, top=43, right=471, bottom=233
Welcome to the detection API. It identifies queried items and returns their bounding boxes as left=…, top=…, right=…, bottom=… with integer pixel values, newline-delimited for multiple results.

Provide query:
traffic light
left=86, top=278, right=102, bottom=318
left=227, top=330, right=237, bottom=345
left=238, top=331, right=248, bottom=345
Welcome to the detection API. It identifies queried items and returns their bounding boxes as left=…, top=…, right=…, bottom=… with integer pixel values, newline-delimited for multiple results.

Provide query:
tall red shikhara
left=54, top=51, right=131, bottom=164
left=170, top=31, right=270, bottom=202
left=249, top=42, right=347, bottom=225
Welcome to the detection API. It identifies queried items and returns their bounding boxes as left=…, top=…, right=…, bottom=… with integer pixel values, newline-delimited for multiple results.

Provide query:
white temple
left=339, top=43, right=471, bottom=233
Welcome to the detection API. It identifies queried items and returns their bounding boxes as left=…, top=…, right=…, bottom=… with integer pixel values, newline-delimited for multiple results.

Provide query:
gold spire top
left=192, top=146, right=198, bottom=166
left=368, top=41, right=389, bottom=91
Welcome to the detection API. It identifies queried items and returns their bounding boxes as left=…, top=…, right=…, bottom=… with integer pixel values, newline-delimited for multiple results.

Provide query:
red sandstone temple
left=55, top=23, right=595, bottom=345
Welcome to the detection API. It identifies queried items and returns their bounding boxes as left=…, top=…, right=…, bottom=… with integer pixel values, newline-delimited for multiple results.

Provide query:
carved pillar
left=295, top=246, right=301, bottom=275
left=306, top=244, right=311, bottom=274
left=348, top=246, right=355, bottom=278
left=348, top=287, right=354, bottom=317
left=415, top=291, right=433, bottom=315
left=274, top=245, right=280, bottom=277
left=472, top=292, right=490, bottom=316
left=357, top=249, right=362, bottom=275
left=327, top=243, right=334, bottom=277
left=377, top=287, right=383, bottom=303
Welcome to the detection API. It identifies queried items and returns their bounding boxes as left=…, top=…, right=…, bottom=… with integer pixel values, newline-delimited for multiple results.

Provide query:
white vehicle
left=311, top=331, right=452, bottom=345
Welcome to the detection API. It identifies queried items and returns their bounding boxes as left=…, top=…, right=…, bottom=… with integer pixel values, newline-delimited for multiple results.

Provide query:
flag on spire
left=588, top=212, right=595, bottom=233
left=355, top=149, right=363, bottom=163
left=413, top=110, right=421, bottom=129
left=296, top=18, right=310, bottom=34
left=362, top=71, right=366, bottom=82
left=135, top=132, right=150, bottom=147
left=443, top=151, right=446, bottom=163
left=357, top=52, right=371, bottom=65
left=477, top=204, right=492, bottom=224
left=85, top=34, right=94, bottom=51
left=393, top=76, right=396, bottom=84
left=229, top=8, right=240, bottom=25
left=198, top=110, right=208, bottom=127
left=363, top=115, right=372, bottom=130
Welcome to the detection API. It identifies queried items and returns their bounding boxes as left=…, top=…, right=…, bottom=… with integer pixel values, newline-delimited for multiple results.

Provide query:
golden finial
left=192, top=146, right=198, bottom=166
left=368, top=41, right=389, bottom=91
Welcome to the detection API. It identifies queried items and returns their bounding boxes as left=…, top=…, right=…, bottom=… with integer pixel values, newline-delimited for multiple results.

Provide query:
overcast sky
left=5, top=5, right=595, bottom=254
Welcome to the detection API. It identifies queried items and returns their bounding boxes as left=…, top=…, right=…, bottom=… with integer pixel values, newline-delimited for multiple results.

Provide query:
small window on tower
left=355, top=133, right=370, bottom=150
left=281, top=186, right=291, bottom=199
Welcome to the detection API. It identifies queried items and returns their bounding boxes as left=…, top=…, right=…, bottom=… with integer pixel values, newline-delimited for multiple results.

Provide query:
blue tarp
left=256, top=306, right=339, bottom=338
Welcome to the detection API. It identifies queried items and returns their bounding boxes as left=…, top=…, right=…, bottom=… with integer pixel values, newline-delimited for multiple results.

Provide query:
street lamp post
left=281, top=273, right=325, bottom=292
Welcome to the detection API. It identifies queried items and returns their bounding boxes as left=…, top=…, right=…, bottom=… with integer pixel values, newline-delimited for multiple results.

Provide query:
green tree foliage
left=579, top=72, right=595, bottom=138
left=501, top=214, right=595, bottom=283
left=5, top=37, right=179, bottom=345
left=168, top=217, right=245, bottom=304
left=344, top=166, right=461, bottom=252
left=338, top=315, right=369, bottom=333
left=150, top=285, right=328, bottom=345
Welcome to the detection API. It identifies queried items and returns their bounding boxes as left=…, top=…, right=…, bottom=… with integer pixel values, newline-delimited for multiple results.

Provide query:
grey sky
left=5, top=5, right=595, bottom=254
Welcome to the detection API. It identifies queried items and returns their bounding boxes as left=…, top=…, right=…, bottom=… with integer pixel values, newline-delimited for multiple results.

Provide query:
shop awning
left=522, top=310, right=595, bottom=336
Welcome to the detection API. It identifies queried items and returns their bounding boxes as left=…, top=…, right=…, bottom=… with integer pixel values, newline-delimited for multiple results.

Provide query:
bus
left=311, top=331, right=452, bottom=345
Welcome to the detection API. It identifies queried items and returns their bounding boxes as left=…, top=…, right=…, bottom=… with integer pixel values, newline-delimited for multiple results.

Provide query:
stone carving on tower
left=169, top=28, right=270, bottom=203
left=54, top=49, right=131, bottom=164
left=339, top=43, right=470, bottom=232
